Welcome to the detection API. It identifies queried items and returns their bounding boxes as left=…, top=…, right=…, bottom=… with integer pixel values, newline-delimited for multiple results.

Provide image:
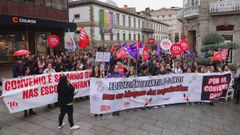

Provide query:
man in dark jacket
left=12, top=58, right=24, bottom=78
left=55, top=58, right=66, bottom=72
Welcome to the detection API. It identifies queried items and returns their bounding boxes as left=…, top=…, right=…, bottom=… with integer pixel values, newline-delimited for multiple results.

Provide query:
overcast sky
left=99, top=0, right=183, bottom=11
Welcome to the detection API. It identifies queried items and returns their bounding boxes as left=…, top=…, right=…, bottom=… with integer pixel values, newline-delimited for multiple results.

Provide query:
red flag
left=142, top=42, right=150, bottom=61
left=79, top=27, right=89, bottom=49
left=211, top=49, right=228, bottom=62
left=221, top=49, right=228, bottom=60
left=111, top=44, right=115, bottom=54
left=116, top=47, right=128, bottom=59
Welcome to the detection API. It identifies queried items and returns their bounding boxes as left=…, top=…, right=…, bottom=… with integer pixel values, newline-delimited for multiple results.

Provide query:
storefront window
left=51, top=0, right=63, bottom=10
left=36, top=0, right=45, bottom=6
left=45, top=0, right=52, bottom=8
left=11, top=0, right=68, bottom=10
left=0, top=31, right=28, bottom=64
left=35, top=32, right=50, bottom=56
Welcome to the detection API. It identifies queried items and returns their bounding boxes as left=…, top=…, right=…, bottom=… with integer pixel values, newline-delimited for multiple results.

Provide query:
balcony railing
left=177, top=9, right=183, bottom=20
left=141, top=28, right=154, bottom=33
left=183, top=6, right=199, bottom=18
left=210, top=0, right=240, bottom=15
left=177, top=6, right=199, bottom=20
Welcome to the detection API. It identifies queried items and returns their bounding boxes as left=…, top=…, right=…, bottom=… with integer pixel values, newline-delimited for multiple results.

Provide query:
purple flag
left=127, top=43, right=138, bottom=59
left=185, top=50, right=196, bottom=61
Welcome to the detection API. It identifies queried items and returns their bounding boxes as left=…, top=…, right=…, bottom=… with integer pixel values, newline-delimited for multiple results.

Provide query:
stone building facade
left=178, top=0, right=240, bottom=65
left=150, top=7, right=183, bottom=43
left=68, top=0, right=169, bottom=48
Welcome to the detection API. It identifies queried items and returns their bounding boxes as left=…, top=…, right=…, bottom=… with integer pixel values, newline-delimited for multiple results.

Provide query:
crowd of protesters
left=0, top=46, right=238, bottom=118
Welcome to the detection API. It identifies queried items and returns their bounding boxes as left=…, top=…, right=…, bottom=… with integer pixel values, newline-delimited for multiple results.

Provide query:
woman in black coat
left=57, top=75, right=79, bottom=130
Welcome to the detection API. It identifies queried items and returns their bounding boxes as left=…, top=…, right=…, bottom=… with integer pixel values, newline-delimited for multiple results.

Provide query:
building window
left=128, top=17, right=131, bottom=28
left=216, top=25, right=234, bottom=31
left=123, top=33, right=126, bottom=41
left=129, top=34, right=131, bottom=41
left=116, top=14, right=120, bottom=25
left=74, top=14, right=80, bottom=19
left=162, top=15, right=165, bottom=18
left=117, top=33, right=120, bottom=41
left=99, top=9, right=104, bottom=27
left=122, top=15, right=126, bottom=26
left=138, top=19, right=140, bottom=28
left=110, top=34, right=113, bottom=41
left=175, top=33, right=179, bottom=43
left=134, top=18, right=136, bottom=28
left=36, top=0, right=45, bottom=6
left=101, top=34, right=104, bottom=41
left=169, top=15, right=172, bottom=17
left=138, top=34, right=140, bottom=41
left=134, top=34, right=136, bottom=41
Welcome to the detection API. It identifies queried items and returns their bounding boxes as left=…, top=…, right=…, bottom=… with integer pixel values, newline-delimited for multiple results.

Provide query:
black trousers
left=59, top=105, right=74, bottom=127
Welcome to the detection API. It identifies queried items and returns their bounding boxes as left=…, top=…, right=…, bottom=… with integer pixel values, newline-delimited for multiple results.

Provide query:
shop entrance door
left=0, top=31, right=28, bottom=63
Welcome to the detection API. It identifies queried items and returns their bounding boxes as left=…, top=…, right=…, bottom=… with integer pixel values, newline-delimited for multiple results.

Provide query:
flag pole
left=136, top=41, right=139, bottom=77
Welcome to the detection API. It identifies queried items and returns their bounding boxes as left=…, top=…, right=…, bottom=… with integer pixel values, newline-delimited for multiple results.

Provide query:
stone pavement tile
left=124, top=127, right=148, bottom=135
left=211, top=128, right=236, bottom=135
left=137, top=117, right=157, bottom=125
left=193, top=113, right=213, bottom=121
left=201, top=120, right=223, bottom=129
left=75, top=121, right=93, bottom=130
left=105, top=116, right=126, bottom=124
left=21, top=122, right=43, bottom=134
left=188, top=118, right=201, bottom=125
left=93, top=119, right=113, bottom=127
left=189, top=123, right=211, bottom=133
left=155, top=120, right=177, bottom=131
left=150, top=114, right=170, bottom=122
left=106, top=122, right=128, bottom=133
left=110, top=131, right=127, bottom=135
left=33, top=127, right=58, bottom=135
left=120, top=113, right=139, bottom=121
left=148, top=133, right=160, bottom=135
left=18, top=132, right=31, bottom=135
left=175, top=126, right=200, bottom=135
left=0, top=126, right=23, bottom=135
left=37, top=119, right=59, bottom=132
left=199, top=131, right=213, bottom=135
left=89, top=126, right=113, bottom=135
left=141, top=124, right=163, bottom=134
left=59, top=127, right=74, bottom=135
left=121, top=119, right=143, bottom=128
left=168, top=119, right=189, bottom=128
left=161, top=129, right=186, bottom=135
left=134, top=110, right=150, bottom=117
left=72, top=129, right=96, bottom=135
left=223, top=123, right=239, bottom=133
left=24, top=115, right=48, bottom=125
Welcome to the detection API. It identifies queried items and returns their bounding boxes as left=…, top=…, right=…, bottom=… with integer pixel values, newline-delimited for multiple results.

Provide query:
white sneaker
left=58, top=123, right=65, bottom=129
left=70, top=125, right=80, bottom=130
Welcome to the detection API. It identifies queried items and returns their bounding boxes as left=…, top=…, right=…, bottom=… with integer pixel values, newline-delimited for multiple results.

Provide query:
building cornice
left=69, top=0, right=169, bottom=26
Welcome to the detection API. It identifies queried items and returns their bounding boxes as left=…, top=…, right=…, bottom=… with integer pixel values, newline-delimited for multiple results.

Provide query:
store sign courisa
left=12, top=17, right=37, bottom=24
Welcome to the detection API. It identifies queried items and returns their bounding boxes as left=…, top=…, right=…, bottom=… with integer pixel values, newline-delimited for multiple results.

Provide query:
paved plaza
left=0, top=99, right=240, bottom=135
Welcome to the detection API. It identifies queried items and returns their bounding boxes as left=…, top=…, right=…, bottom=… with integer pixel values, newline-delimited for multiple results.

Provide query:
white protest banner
left=95, top=52, right=104, bottom=62
left=95, top=52, right=111, bottom=62
left=103, top=52, right=111, bottom=62
left=90, top=73, right=203, bottom=114
left=90, top=72, right=231, bottom=114
left=2, top=70, right=91, bottom=113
